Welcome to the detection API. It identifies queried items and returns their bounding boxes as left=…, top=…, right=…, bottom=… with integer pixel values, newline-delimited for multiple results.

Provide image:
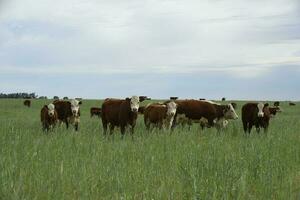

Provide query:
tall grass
left=0, top=99, right=299, bottom=199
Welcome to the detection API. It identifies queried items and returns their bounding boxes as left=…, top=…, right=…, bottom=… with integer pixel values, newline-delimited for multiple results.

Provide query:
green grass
left=0, top=99, right=299, bottom=199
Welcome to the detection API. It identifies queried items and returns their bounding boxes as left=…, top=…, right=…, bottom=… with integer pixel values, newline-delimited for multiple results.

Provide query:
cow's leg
left=42, top=122, right=45, bottom=131
left=109, top=124, right=114, bottom=135
left=102, top=120, right=108, bottom=135
left=248, top=123, right=253, bottom=134
left=243, top=121, right=248, bottom=133
left=200, top=123, right=205, bottom=130
left=188, top=120, right=192, bottom=131
left=65, top=119, right=69, bottom=129
left=145, top=119, right=150, bottom=131
left=130, top=125, right=135, bottom=141
left=255, top=125, right=260, bottom=133
left=46, top=123, right=51, bottom=132
left=120, top=125, right=126, bottom=139
left=158, top=121, right=163, bottom=130
left=75, top=123, right=79, bottom=131
left=52, top=122, right=56, bottom=130
left=171, top=116, right=177, bottom=131
left=215, top=124, right=221, bottom=133
left=207, top=118, right=214, bottom=128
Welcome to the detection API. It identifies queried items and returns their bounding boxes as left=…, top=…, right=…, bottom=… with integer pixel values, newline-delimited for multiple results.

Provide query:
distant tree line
left=0, top=92, right=38, bottom=99
left=0, top=93, right=77, bottom=100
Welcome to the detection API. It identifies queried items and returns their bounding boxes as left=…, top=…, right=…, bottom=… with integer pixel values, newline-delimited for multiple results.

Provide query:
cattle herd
left=21, top=96, right=291, bottom=137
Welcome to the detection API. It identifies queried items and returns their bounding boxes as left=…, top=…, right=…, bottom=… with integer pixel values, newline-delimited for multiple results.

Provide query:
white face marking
left=130, top=96, right=139, bottom=112
left=224, top=104, right=238, bottom=120
left=47, top=103, right=55, bottom=116
left=166, top=101, right=177, bottom=116
left=257, top=102, right=264, bottom=117
left=71, top=99, right=80, bottom=117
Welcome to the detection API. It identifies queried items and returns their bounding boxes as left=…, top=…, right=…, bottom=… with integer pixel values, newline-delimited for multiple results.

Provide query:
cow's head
left=223, top=103, right=238, bottom=120
left=257, top=102, right=265, bottom=117
left=129, top=96, right=140, bottom=113
left=70, top=99, right=80, bottom=117
left=166, top=101, right=177, bottom=116
left=47, top=103, right=55, bottom=117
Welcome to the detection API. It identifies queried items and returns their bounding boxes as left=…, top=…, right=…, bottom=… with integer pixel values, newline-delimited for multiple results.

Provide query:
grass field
left=0, top=99, right=299, bottom=199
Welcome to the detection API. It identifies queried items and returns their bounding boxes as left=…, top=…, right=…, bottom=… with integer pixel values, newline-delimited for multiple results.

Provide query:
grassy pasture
left=0, top=99, right=300, bottom=199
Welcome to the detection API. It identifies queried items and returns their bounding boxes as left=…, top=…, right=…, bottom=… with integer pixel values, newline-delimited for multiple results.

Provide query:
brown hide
left=40, top=105, right=58, bottom=131
left=53, top=100, right=80, bottom=131
left=242, top=103, right=271, bottom=134
left=174, top=100, right=217, bottom=127
left=101, top=98, right=138, bottom=135
left=144, top=104, right=168, bottom=129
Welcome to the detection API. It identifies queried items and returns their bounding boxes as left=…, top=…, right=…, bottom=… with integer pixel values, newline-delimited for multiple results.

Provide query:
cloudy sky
left=0, top=0, right=299, bottom=100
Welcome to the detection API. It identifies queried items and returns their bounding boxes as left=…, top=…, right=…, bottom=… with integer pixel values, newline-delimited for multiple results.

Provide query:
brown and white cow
left=53, top=99, right=81, bottom=131
left=40, top=103, right=58, bottom=131
left=90, top=107, right=102, bottom=117
left=144, top=101, right=177, bottom=131
left=173, top=100, right=238, bottom=131
left=101, top=96, right=144, bottom=137
left=242, top=102, right=275, bottom=134
left=24, top=100, right=31, bottom=107
left=202, top=100, right=238, bottom=131
left=173, top=100, right=215, bottom=130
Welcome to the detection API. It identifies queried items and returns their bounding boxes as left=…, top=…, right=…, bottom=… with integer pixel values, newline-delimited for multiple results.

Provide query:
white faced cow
left=144, top=101, right=177, bottom=131
left=40, top=103, right=58, bottom=131
left=53, top=99, right=82, bottom=131
left=101, top=95, right=147, bottom=137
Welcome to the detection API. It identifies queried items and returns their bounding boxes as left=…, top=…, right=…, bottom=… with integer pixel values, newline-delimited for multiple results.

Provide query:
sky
left=0, top=0, right=299, bottom=100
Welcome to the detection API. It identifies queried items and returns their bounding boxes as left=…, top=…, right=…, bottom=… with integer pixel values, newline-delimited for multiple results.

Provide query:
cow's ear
left=264, top=103, right=269, bottom=107
left=78, top=101, right=82, bottom=105
left=125, top=97, right=130, bottom=101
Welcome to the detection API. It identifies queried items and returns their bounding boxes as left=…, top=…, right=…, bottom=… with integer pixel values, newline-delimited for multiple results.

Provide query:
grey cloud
left=0, top=0, right=299, bottom=78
